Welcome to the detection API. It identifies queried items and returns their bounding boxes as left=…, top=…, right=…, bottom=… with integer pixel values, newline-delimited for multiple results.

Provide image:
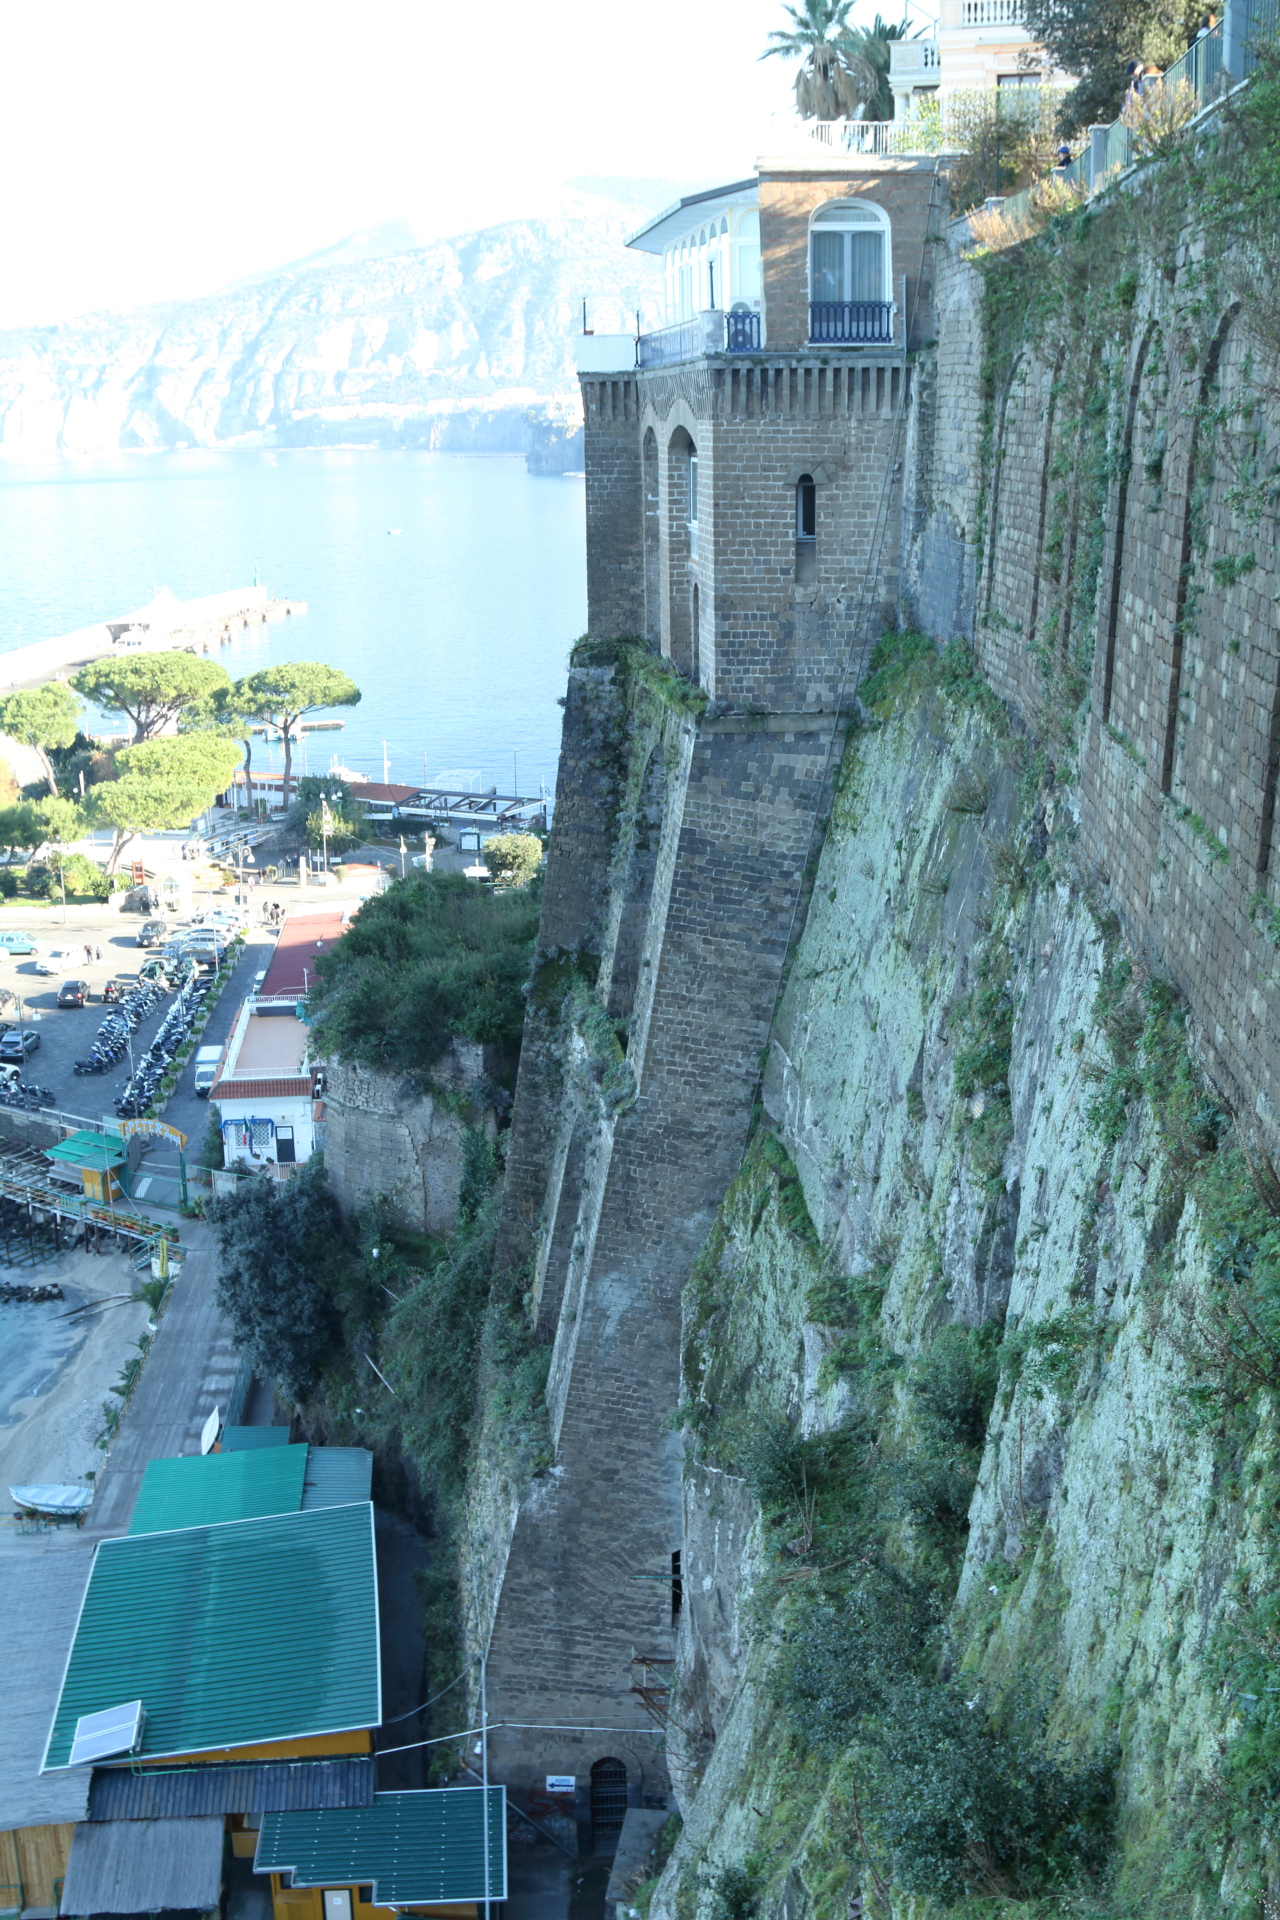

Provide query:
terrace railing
left=809, top=301, right=896, bottom=345
left=637, top=309, right=762, bottom=367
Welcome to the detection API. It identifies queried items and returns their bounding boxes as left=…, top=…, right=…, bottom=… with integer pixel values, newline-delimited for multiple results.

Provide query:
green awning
left=128, top=1444, right=310, bottom=1536
left=45, top=1130, right=125, bottom=1172
left=256, top=1789, right=507, bottom=1904
left=43, top=1503, right=381, bottom=1770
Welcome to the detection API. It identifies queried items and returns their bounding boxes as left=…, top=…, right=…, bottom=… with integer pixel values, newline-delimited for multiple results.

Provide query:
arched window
left=809, top=200, right=892, bottom=343
left=796, top=475, right=816, bottom=585
left=734, top=208, right=761, bottom=307
left=688, top=450, right=699, bottom=559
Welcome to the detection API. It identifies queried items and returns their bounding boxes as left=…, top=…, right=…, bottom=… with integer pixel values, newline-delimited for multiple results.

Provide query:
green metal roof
left=128, top=1444, right=310, bottom=1535
left=43, top=1503, right=381, bottom=1771
left=45, top=1131, right=125, bottom=1170
left=221, top=1426, right=292, bottom=1450
left=301, top=1448, right=373, bottom=1511
left=255, top=1789, right=507, bottom=1903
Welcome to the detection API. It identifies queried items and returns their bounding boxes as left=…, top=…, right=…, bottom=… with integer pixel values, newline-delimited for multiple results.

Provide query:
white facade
left=626, top=183, right=762, bottom=329
left=211, top=995, right=318, bottom=1170
left=890, top=0, right=1070, bottom=118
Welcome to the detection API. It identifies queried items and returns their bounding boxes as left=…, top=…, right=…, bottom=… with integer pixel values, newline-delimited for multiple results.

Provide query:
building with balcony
left=480, top=139, right=944, bottom=1826
left=889, top=0, right=1070, bottom=118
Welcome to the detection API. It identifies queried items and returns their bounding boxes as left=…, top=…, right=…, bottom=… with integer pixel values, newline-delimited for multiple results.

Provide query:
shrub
left=912, top=1322, right=1003, bottom=1454
left=876, top=1680, right=1114, bottom=1902
left=307, top=871, right=539, bottom=1079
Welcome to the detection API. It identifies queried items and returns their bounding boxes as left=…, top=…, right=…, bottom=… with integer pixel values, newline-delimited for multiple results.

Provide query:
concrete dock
left=0, top=585, right=306, bottom=691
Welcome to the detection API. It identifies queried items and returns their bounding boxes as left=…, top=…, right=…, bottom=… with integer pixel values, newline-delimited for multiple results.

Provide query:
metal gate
left=589, top=1757, right=628, bottom=1851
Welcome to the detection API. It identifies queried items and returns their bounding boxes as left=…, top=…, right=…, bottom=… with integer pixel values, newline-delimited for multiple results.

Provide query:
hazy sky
left=0, top=0, right=915, bottom=330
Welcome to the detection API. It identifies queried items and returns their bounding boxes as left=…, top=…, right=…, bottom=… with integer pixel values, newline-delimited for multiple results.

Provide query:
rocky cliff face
left=0, top=206, right=659, bottom=457
left=647, top=644, right=1280, bottom=1917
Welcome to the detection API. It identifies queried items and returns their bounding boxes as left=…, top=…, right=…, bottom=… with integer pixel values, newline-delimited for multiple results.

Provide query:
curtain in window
left=811, top=232, right=846, bottom=303
left=849, top=232, right=883, bottom=303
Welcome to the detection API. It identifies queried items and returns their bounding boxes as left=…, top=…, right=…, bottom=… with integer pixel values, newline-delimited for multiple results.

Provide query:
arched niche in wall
left=667, top=425, right=697, bottom=677
left=606, top=745, right=668, bottom=1026
left=642, top=428, right=660, bottom=649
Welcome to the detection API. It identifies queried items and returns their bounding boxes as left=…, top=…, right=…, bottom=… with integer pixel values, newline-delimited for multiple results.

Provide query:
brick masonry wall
left=757, top=162, right=939, bottom=352
left=906, top=221, right=1280, bottom=1152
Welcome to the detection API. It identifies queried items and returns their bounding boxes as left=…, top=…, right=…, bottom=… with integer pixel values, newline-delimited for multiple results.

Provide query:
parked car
left=0, top=931, right=43, bottom=954
left=136, top=920, right=168, bottom=948
left=0, top=1029, right=41, bottom=1059
left=35, top=948, right=78, bottom=976
left=56, top=980, right=89, bottom=1008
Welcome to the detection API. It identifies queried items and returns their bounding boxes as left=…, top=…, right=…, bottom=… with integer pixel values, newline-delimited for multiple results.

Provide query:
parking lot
left=0, top=908, right=279, bottom=1155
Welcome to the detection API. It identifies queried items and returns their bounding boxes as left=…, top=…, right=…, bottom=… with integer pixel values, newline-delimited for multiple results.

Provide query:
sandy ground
left=0, top=1243, right=151, bottom=1496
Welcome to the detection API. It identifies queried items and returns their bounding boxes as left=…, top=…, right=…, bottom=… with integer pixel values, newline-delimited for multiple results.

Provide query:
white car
left=34, top=948, right=77, bottom=976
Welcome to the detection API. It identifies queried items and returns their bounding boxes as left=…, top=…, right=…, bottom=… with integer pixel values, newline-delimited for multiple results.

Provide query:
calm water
left=0, top=451, right=586, bottom=797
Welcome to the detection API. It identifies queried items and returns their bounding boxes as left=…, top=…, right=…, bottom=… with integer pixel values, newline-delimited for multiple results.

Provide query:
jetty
left=0, top=584, right=306, bottom=691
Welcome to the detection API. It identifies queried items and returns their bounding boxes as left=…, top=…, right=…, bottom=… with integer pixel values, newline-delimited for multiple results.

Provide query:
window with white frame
left=809, top=200, right=890, bottom=307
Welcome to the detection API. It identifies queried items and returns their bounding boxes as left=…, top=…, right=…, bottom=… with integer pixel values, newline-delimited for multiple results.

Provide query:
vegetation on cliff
left=307, top=870, right=540, bottom=1082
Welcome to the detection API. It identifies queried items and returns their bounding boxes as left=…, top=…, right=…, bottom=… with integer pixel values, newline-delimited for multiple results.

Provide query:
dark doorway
left=275, top=1126, right=297, bottom=1165
left=589, top=1756, right=628, bottom=1853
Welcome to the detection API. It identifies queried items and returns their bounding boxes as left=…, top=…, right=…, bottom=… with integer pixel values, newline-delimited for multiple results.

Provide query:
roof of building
left=256, top=1789, right=508, bottom=1905
left=349, top=782, right=419, bottom=806
left=221, top=1425, right=292, bottom=1451
left=302, top=1447, right=374, bottom=1510
left=46, top=1130, right=125, bottom=1171
left=61, top=1814, right=225, bottom=1915
left=0, top=1544, right=96, bottom=1832
left=214, top=1075, right=316, bottom=1103
left=260, top=910, right=347, bottom=998
left=127, top=1443, right=373, bottom=1534
left=128, top=1444, right=310, bottom=1535
left=43, top=1503, right=381, bottom=1771
left=87, top=1756, right=376, bottom=1822
left=626, top=177, right=758, bottom=252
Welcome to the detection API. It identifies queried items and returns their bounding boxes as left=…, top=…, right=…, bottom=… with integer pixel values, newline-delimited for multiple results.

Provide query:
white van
left=193, top=1046, right=223, bottom=1097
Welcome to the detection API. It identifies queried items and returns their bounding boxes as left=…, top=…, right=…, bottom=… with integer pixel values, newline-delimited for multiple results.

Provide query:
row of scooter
left=73, top=979, right=168, bottom=1076
left=114, top=973, right=213, bottom=1118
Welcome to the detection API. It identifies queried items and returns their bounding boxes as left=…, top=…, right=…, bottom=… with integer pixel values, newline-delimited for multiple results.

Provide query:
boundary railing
left=997, top=0, right=1277, bottom=226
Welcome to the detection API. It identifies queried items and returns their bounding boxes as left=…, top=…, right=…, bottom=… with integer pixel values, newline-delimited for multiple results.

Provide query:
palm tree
left=762, top=0, right=879, bottom=120
left=840, top=15, right=921, bottom=121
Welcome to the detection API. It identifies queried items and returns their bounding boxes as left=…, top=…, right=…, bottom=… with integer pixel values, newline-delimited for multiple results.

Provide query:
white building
left=210, top=995, right=318, bottom=1170
left=890, top=0, right=1070, bottom=119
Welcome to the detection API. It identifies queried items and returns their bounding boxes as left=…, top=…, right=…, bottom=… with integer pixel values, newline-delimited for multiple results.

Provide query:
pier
left=0, top=584, right=305, bottom=691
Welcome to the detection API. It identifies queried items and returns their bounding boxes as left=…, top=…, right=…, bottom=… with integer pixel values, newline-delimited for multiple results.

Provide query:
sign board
left=120, top=1118, right=188, bottom=1148
left=131, top=861, right=146, bottom=886
left=200, top=1406, right=221, bottom=1455
left=545, top=1776, right=576, bottom=1795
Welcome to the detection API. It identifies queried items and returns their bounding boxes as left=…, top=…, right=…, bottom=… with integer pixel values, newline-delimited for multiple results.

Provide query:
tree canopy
left=71, top=652, right=231, bottom=742
left=762, top=0, right=877, bottom=118
left=0, top=684, right=82, bottom=794
left=237, top=663, right=361, bottom=806
left=308, top=870, right=539, bottom=1078
left=89, top=733, right=243, bottom=868
left=208, top=1161, right=342, bottom=1399
left=1022, top=0, right=1202, bottom=130
left=482, top=833, right=543, bottom=888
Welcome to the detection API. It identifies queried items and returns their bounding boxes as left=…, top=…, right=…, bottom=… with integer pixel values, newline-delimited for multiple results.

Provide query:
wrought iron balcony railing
left=809, top=301, right=896, bottom=345
left=637, top=309, right=762, bottom=368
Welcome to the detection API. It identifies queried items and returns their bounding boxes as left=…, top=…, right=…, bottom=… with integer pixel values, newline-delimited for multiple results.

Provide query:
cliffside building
left=480, top=141, right=943, bottom=1842
left=888, top=0, right=1069, bottom=120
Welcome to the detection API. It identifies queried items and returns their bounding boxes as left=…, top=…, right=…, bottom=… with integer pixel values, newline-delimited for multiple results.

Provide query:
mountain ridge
left=0, top=197, right=667, bottom=458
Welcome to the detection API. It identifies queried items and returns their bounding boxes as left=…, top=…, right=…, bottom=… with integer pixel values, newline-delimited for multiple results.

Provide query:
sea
left=0, top=449, right=587, bottom=801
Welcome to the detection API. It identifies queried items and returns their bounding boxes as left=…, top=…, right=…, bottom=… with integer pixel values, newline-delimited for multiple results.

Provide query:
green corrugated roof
left=128, top=1444, right=310, bottom=1535
left=45, top=1131, right=125, bottom=1170
left=43, top=1504, right=380, bottom=1771
left=301, top=1448, right=373, bottom=1511
left=255, top=1789, right=507, bottom=1903
left=221, top=1426, right=292, bottom=1450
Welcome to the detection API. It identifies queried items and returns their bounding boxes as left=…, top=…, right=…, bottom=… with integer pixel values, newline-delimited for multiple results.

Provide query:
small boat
left=10, top=1484, right=93, bottom=1518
